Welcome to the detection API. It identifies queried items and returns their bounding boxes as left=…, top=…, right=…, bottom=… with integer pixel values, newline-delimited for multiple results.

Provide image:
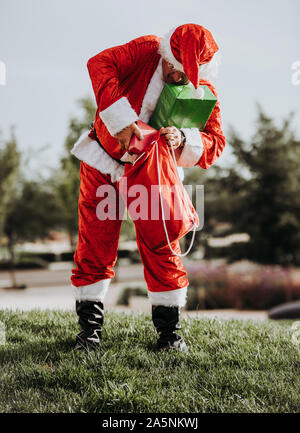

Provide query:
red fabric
left=71, top=162, right=188, bottom=292
left=87, top=36, right=161, bottom=160
left=120, top=125, right=199, bottom=250
left=170, top=24, right=219, bottom=89
left=71, top=164, right=123, bottom=285
left=198, top=80, right=225, bottom=169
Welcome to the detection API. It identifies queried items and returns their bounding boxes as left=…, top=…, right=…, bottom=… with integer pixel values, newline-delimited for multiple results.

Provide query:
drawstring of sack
left=155, top=140, right=199, bottom=257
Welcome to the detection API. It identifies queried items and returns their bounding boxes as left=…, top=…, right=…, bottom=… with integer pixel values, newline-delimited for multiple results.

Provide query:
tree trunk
left=68, top=231, right=77, bottom=251
left=8, top=233, right=17, bottom=288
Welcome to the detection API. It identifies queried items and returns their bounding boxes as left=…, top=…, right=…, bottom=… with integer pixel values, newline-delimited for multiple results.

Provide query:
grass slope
left=0, top=309, right=299, bottom=413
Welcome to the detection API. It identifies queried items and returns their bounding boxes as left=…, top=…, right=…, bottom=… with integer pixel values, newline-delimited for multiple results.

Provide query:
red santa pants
left=71, top=162, right=189, bottom=306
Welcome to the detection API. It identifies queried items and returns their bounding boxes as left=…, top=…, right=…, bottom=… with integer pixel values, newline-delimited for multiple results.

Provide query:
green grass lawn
left=0, top=309, right=299, bottom=413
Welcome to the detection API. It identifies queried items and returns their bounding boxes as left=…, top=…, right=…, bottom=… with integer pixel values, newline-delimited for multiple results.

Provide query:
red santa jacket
left=87, top=35, right=225, bottom=169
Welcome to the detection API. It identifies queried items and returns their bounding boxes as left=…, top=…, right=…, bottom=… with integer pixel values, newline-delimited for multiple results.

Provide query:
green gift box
left=149, top=83, right=217, bottom=131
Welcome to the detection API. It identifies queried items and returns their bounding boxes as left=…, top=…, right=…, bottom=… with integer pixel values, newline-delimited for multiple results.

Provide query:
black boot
left=75, top=300, right=104, bottom=351
left=152, top=305, right=188, bottom=352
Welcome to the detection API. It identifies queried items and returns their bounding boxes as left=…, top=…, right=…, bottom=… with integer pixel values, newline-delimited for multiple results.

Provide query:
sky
left=0, top=0, right=299, bottom=176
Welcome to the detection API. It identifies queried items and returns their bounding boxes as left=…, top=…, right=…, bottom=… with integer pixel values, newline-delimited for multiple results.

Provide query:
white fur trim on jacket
left=148, top=286, right=187, bottom=307
left=158, top=27, right=221, bottom=82
left=71, top=131, right=125, bottom=183
left=72, top=278, right=111, bottom=303
left=177, top=128, right=204, bottom=167
left=139, top=58, right=165, bottom=123
left=99, top=97, right=138, bottom=136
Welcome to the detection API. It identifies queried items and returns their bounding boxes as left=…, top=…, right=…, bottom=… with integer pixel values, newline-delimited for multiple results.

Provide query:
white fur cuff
left=148, top=286, right=187, bottom=307
left=72, top=279, right=111, bottom=303
left=99, top=97, right=138, bottom=136
left=177, top=128, right=204, bottom=167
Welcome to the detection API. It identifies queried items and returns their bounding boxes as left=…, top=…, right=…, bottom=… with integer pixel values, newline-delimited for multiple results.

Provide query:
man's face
left=162, top=59, right=190, bottom=85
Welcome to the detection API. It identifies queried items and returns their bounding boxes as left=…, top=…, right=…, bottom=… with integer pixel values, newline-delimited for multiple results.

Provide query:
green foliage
left=2, top=178, right=62, bottom=287
left=19, top=252, right=57, bottom=263
left=185, top=107, right=300, bottom=265
left=0, top=310, right=299, bottom=413
left=227, top=108, right=300, bottom=265
left=0, top=129, right=20, bottom=234
left=0, top=257, right=48, bottom=270
left=4, top=180, right=63, bottom=243
left=63, top=97, right=96, bottom=156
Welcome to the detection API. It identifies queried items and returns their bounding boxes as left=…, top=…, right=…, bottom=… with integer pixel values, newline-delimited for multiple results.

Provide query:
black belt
left=92, top=125, right=126, bottom=166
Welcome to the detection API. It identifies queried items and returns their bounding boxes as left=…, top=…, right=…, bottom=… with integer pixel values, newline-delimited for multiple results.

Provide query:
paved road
left=0, top=262, right=144, bottom=289
left=0, top=262, right=146, bottom=311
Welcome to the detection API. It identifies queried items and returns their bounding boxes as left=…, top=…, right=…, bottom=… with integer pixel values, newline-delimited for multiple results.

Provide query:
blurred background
left=0, top=0, right=300, bottom=319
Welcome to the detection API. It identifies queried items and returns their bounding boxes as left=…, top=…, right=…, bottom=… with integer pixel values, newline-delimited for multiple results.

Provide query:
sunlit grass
left=0, top=309, right=299, bottom=413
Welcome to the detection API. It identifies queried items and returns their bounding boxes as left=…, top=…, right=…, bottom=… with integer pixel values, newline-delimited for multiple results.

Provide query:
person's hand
left=114, top=123, right=144, bottom=154
left=160, top=126, right=183, bottom=149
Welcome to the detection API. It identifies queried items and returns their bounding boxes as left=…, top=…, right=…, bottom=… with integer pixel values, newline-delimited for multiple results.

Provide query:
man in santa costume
left=71, top=23, right=225, bottom=352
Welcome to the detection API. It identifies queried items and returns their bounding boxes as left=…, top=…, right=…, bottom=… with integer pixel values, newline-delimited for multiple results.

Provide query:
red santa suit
left=70, top=24, right=225, bottom=307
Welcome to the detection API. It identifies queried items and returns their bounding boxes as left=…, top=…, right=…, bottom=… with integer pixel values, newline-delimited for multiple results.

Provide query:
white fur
left=71, top=130, right=125, bottom=183
left=158, top=27, right=185, bottom=73
left=148, top=286, right=187, bottom=307
left=199, top=51, right=221, bottom=82
left=177, top=166, right=184, bottom=181
left=158, top=26, right=220, bottom=83
left=139, top=58, right=165, bottom=123
left=72, top=278, right=111, bottom=303
left=177, top=128, right=204, bottom=167
left=193, top=86, right=205, bottom=99
left=99, top=97, right=138, bottom=136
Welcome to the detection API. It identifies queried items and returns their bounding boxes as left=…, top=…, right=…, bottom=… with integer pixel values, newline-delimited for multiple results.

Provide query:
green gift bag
left=149, top=83, right=217, bottom=131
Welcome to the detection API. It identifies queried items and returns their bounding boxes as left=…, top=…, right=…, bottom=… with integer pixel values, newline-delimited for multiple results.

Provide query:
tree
left=183, top=164, right=242, bottom=256
left=191, top=107, right=300, bottom=265
left=227, top=107, right=300, bottom=265
left=0, top=129, right=20, bottom=234
left=4, top=179, right=63, bottom=287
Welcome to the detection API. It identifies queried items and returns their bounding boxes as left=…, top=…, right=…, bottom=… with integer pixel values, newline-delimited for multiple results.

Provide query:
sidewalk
left=0, top=284, right=268, bottom=321
left=0, top=262, right=268, bottom=320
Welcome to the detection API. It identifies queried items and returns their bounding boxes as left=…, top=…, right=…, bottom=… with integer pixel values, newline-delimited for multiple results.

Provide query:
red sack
left=119, top=123, right=199, bottom=255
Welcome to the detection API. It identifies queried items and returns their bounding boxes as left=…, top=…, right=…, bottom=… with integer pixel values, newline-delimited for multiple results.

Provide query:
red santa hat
left=159, top=23, right=220, bottom=88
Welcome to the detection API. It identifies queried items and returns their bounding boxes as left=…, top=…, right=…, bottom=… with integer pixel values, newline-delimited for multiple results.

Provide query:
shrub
left=187, top=262, right=230, bottom=310
left=117, top=286, right=147, bottom=306
left=185, top=261, right=300, bottom=310
left=227, top=266, right=296, bottom=310
left=60, top=251, right=75, bottom=261
left=0, top=257, right=48, bottom=270
left=19, top=252, right=57, bottom=262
